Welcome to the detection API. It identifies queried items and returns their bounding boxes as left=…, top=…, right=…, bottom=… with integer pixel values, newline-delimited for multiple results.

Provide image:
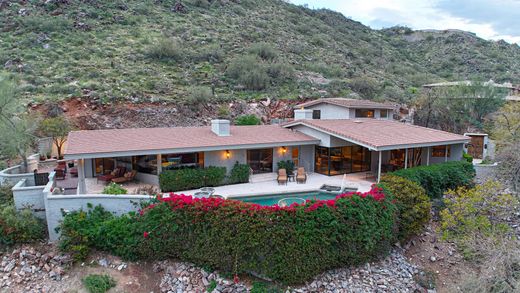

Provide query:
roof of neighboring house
left=284, top=119, right=469, bottom=151
left=64, top=125, right=319, bottom=159
left=294, top=98, right=397, bottom=110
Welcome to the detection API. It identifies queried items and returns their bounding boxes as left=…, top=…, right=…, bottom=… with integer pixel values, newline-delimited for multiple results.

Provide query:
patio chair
left=111, top=170, right=137, bottom=184
left=296, top=167, right=307, bottom=184
left=277, top=168, right=288, bottom=185
left=57, top=160, right=67, bottom=173
left=97, top=167, right=126, bottom=184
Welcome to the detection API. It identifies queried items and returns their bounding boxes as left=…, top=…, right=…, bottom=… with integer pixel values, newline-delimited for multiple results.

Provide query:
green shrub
left=226, top=55, right=270, bottom=90
left=159, top=167, right=227, bottom=192
left=379, top=175, right=431, bottom=241
left=186, top=86, right=213, bottom=105
left=228, top=162, right=250, bottom=184
left=463, top=152, right=473, bottom=163
left=0, top=184, right=13, bottom=204
left=102, top=182, right=127, bottom=195
left=277, top=160, right=295, bottom=174
left=83, top=274, right=116, bottom=293
left=59, top=190, right=397, bottom=284
left=248, top=43, right=278, bottom=61
left=391, top=161, right=475, bottom=198
left=234, top=114, right=261, bottom=125
left=146, top=38, right=184, bottom=62
left=0, top=204, right=46, bottom=245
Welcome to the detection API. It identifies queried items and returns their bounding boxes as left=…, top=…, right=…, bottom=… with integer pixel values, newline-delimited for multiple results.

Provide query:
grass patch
left=83, top=274, right=116, bottom=293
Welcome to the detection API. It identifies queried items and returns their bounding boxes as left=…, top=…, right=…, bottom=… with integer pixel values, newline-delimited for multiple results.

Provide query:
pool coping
left=225, top=188, right=321, bottom=199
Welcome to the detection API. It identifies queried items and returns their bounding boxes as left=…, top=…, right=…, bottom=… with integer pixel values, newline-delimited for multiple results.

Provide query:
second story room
left=294, top=98, right=397, bottom=120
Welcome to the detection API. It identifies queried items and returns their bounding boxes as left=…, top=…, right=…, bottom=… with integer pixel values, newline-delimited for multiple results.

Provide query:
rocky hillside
left=1, top=0, right=519, bottom=108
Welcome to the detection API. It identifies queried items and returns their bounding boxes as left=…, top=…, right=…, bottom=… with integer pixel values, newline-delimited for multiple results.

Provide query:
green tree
left=0, top=75, right=38, bottom=171
left=40, top=116, right=71, bottom=159
left=234, top=114, right=261, bottom=125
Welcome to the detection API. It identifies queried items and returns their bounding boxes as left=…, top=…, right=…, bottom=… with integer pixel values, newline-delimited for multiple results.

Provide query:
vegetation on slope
left=1, top=0, right=519, bottom=106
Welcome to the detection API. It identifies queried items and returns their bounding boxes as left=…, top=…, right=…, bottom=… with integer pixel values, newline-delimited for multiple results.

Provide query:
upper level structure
left=294, top=98, right=397, bottom=120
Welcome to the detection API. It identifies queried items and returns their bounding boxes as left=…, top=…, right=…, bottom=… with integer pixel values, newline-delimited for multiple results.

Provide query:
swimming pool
left=233, top=191, right=341, bottom=206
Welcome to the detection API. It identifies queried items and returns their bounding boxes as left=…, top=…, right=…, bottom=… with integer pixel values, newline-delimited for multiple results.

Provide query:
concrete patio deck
left=181, top=172, right=375, bottom=198
left=84, top=172, right=375, bottom=197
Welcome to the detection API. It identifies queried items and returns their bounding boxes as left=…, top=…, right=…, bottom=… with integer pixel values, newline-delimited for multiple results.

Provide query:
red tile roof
left=295, top=98, right=397, bottom=110
left=284, top=119, right=469, bottom=150
left=64, top=125, right=319, bottom=158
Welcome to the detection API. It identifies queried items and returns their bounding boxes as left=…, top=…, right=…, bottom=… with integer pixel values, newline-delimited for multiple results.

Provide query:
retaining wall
left=474, top=163, right=499, bottom=184
left=12, top=179, right=47, bottom=219
left=0, top=154, right=40, bottom=186
left=45, top=193, right=153, bottom=241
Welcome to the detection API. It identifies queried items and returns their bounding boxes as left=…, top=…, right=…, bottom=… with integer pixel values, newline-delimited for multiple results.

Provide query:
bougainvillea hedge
left=59, top=187, right=397, bottom=284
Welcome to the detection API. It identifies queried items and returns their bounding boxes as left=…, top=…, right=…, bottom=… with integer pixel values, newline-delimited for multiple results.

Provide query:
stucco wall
left=12, top=179, right=47, bottom=219
left=306, top=104, right=349, bottom=119
left=204, top=149, right=247, bottom=173
left=291, top=125, right=331, bottom=147
left=0, top=165, right=36, bottom=186
left=45, top=193, right=153, bottom=241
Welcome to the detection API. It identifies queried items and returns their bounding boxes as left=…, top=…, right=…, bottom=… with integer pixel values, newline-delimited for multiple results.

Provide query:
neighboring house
left=64, top=98, right=470, bottom=192
left=294, top=98, right=397, bottom=120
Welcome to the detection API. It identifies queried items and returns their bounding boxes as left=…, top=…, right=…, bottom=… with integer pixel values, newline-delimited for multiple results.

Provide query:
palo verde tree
left=0, top=74, right=39, bottom=172
left=414, top=83, right=507, bottom=133
left=40, top=116, right=71, bottom=159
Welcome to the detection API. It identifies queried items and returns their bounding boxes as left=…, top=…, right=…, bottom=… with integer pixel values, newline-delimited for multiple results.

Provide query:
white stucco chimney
left=211, top=119, right=231, bottom=136
left=294, top=109, right=313, bottom=120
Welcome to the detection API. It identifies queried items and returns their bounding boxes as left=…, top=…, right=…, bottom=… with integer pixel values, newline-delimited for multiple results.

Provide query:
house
left=64, top=98, right=470, bottom=193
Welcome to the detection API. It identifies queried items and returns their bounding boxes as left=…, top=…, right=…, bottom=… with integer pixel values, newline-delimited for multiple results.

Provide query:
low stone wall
left=474, top=163, right=499, bottom=183
left=45, top=193, right=153, bottom=241
left=12, top=179, right=47, bottom=219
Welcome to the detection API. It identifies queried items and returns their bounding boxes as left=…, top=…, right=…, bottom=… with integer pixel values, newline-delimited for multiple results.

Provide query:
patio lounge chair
left=111, top=170, right=137, bottom=184
left=277, top=168, right=288, bottom=185
left=55, top=168, right=66, bottom=180
left=296, top=167, right=307, bottom=184
left=97, top=167, right=126, bottom=184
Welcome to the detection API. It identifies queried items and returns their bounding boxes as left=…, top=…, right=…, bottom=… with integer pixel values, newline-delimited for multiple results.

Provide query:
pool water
left=234, top=192, right=339, bottom=206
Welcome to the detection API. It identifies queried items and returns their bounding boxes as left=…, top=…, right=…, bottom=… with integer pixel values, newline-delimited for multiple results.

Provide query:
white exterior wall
left=12, top=179, right=46, bottom=219
left=298, top=145, right=315, bottom=172
left=204, top=149, right=247, bottom=174
left=84, top=158, right=94, bottom=178
left=306, top=104, right=349, bottom=119
left=291, top=125, right=331, bottom=147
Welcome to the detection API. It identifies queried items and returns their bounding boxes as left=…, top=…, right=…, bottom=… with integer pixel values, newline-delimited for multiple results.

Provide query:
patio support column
left=426, top=147, right=430, bottom=166
left=404, top=148, right=408, bottom=169
left=77, top=159, right=86, bottom=194
left=377, top=151, right=382, bottom=183
left=445, top=145, right=448, bottom=162
left=157, top=154, right=162, bottom=174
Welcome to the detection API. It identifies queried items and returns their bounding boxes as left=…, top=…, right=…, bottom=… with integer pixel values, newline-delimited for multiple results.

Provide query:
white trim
left=377, top=151, right=382, bottom=183
left=426, top=146, right=430, bottom=166
left=404, top=148, right=408, bottom=169
left=64, top=140, right=319, bottom=160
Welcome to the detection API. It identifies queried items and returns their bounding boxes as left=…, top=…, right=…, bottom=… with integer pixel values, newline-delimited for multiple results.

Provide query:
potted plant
left=46, top=151, right=52, bottom=160
left=39, top=153, right=46, bottom=161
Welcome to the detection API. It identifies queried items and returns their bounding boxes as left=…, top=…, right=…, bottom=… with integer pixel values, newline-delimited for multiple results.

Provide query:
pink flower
left=143, top=231, right=149, bottom=239
left=233, top=274, right=239, bottom=284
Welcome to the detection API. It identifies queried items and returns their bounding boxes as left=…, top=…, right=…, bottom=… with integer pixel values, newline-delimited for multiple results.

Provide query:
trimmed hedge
left=391, top=161, right=475, bottom=198
left=379, top=175, right=431, bottom=241
left=59, top=188, right=397, bottom=284
left=159, top=166, right=226, bottom=192
left=228, top=162, right=250, bottom=184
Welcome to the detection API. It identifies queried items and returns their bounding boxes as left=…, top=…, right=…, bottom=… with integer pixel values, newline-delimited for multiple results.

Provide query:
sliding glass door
left=247, top=148, right=273, bottom=174
left=315, top=145, right=371, bottom=176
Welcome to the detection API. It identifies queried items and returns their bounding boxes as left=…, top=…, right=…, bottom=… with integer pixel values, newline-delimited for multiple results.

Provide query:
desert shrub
left=248, top=43, right=278, bottom=61
left=83, top=274, right=116, bottom=293
left=440, top=181, right=516, bottom=245
left=159, top=167, right=226, bottom=192
left=266, top=63, right=294, bottom=82
left=234, top=114, right=261, bottom=125
left=186, top=86, right=213, bottom=105
left=226, top=55, right=270, bottom=90
left=391, top=161, right=475, bottom=198
left=146, top=38, right=184, bottom=62
left=277, top=160, right=295, bottom=174
left=228, top=162, right=250, bottom=184
left=0, top=184, right=13, bottom=203
left=0, top=204, right=46, bottom=245
left=59, top=188, right=397, bottom=284
left=379, top=175, right=431, bottom=241
left=102, top=183, right=127, bottom=195
left=348, top=76, right=380, bottom=98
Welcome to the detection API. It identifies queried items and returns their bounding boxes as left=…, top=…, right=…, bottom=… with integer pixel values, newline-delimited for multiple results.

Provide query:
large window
left=312, top=110, right=321, bottom=119
left=315, top=146, right=371, bottom=176
left=94, top=158, right=115, bottom=176
left=380, top=109, right=388, bottom=118
left=134, top=155, right=158, bottom=175
left=355, top=109, right=375, bottom=118
left=247, top=148, right=273, bottom=174
left=161, top=152, right=204, bottom=170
